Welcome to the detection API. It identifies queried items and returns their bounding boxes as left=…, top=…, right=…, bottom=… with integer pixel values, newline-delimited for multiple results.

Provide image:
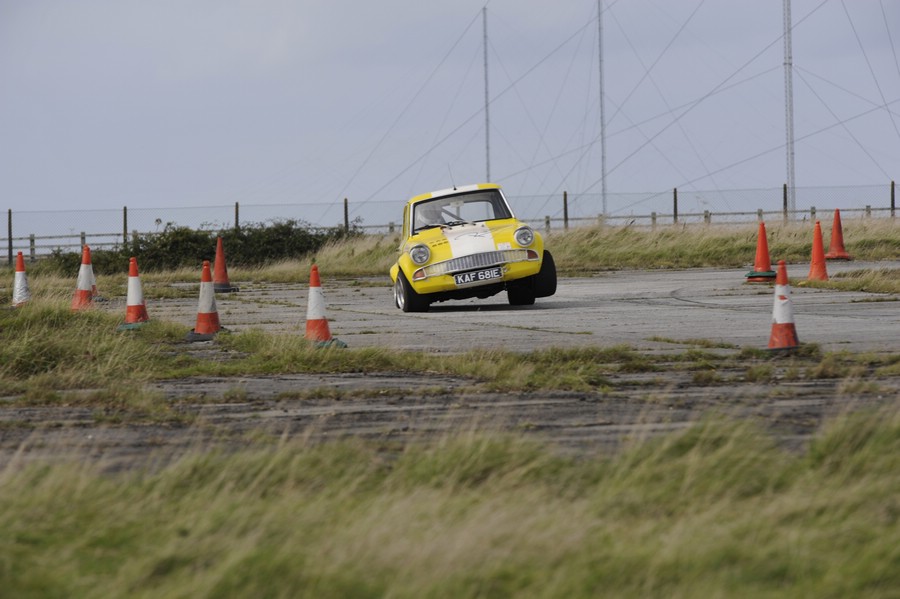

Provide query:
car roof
left=407, top=183, right=501, bottom=206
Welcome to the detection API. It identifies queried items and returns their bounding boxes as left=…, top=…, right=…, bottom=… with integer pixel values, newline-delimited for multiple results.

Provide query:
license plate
left=454, top=267, right=502, bottom=286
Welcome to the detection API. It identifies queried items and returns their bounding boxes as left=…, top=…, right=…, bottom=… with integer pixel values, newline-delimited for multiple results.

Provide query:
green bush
left=39, top=220, right=361, bottom=274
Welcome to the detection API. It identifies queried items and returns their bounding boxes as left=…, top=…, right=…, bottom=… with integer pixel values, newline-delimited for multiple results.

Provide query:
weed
left=692, top=370, right=721, bottom=385
left=744, top=364, right=774, bottom=382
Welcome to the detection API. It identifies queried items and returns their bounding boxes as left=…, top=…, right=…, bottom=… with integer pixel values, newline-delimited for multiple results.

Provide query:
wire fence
left=3, top=182, right=897, bottom=264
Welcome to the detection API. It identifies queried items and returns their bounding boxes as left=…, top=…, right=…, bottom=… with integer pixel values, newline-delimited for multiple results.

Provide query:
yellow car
left=390, top=183, right=556, bottom=312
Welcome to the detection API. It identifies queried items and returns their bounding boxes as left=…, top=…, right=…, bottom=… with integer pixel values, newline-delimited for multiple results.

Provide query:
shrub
left=39, top=220, right=362, bottom=274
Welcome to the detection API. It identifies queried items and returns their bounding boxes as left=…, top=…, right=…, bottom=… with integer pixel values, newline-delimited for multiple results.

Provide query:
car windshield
left=412, top=189, right=512, bottom=233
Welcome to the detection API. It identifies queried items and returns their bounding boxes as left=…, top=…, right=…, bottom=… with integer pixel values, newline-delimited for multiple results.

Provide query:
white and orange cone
left=12, top=251, right=31, bottom=307
left=213, top=236, right=239, bottom=293
left=768, top=260, right=800, bottom=351
left=186, top=260, right=222, bottom=341
left=118, top=257, right=150, bottom=330
left=305, top=265, right=346, bottom=348
left=71, top=245, right=95, bottom=311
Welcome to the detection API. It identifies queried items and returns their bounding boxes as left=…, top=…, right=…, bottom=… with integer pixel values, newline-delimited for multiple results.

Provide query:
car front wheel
left=395, top=271, right=429, bottom=312
left=506, top=277, right=536, bottom=306
left=534, top=250, right=557, bottom=298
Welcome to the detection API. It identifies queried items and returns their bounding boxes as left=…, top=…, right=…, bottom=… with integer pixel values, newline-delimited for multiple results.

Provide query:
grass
left=0, top=409, right=898, bottom=597
left=1, top=298, right=896, bottom=405
left=1, top=223, right=899, bottom=595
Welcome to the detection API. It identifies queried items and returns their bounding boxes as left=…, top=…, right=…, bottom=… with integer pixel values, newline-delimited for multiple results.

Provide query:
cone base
left=186, top=330, right=217, bottom=342
left=745, top=270, right=776, bottom=283
left=193, top=312, right=221, bottom=336
left=214, top=283, right=240, bottom=293
left=118, top=321, right=149, bottom=331
left=311, top=338, right=348, bottom=349
left=824, top=252, right=851, bottom=260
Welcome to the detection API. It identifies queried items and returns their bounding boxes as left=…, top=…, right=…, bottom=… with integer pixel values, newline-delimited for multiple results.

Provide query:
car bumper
left=409, top=258, right=541, bottom=296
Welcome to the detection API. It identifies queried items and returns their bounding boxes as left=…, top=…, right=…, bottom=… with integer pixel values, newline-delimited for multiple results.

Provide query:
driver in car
left=416, top=203, right=446, bottom=229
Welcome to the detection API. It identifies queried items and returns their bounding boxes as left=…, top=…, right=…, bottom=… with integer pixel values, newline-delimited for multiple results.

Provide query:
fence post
left=235, top=202, right=240, bottom=232
left=673, top=188, right=678, bottom=223
left=7, top=209, right=11, bottom=266
left=29, top=234, right=35, bottom=262
left=544, top=216, right=551, bottom=234
left=343, top=198, right=349, bottom=233
left=704, top=210, right=710, bottom=225
left=123, top=206, right=128, bottom=245
left=892, top=180, right=896, bottom=218
left=388, top=222, right=395, bottom=234
left=866, top=205, right=871, bottom=218
left=563, top=191, right=569, bottom=230
left=783, top=184, right=788, bottom=223
left=651, top=211, right=657, bottom=230
left=810, top=206, right=816, bottom=221
left=80, top=232, right=86, bottom=248
left=757, top=209, right=763, bottom=222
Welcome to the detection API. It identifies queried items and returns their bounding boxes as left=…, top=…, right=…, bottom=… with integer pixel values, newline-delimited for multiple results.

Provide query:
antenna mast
left=483, top=7, right=491, bottom=182
left=598, top=0, right=608, bottom=216
left=783, top=0, right=796, bottom=215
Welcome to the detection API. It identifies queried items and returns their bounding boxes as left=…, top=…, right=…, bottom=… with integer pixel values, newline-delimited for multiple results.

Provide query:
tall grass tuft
left=1, top=408, right=898, bottom=597
left=0, top=298, right=185, bottom=397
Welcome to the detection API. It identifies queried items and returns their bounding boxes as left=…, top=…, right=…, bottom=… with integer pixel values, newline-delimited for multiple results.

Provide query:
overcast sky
left=1, top=0, right=898, bottom=223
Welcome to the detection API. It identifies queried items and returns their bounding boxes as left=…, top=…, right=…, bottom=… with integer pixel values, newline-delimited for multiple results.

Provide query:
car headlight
left=409, top=244, right=430, bottom=265
left=514, top=226, right=535, bottom=247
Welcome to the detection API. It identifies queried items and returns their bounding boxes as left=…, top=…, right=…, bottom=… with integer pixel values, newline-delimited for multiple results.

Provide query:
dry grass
left=0, top=409, right=898, bottom=597
left=548, top=217, right=900, bottom=272
left=3, top=217, right=898, bottom=286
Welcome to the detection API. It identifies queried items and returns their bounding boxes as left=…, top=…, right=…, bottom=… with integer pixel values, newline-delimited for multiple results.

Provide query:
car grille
left=420, top=249, right=534, bottom=278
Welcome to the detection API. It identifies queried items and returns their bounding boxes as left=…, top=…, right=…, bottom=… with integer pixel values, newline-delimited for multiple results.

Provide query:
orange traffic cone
left=808, top=220, right=829, bottom=281
left=71, top=245, right=95, bottom=311
left=768, top=260, right=800, bottom=351
left=824, top=209, right=851, bottom=260
left=213, top=237, right=239, bottom=293
left=118, top=257, right=150, bottom=330
left=12, top=251, right=31, bottom=307
left=305, top=265, right=346, bottom=348
left=745, top=221, right=776, bottom=282
left=186, top=260, right=222, bottom=341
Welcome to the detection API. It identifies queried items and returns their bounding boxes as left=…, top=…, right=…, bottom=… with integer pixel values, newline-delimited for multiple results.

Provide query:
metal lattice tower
left=483, top=7, right=491, bottom=183
left=598, top=0, right=608, bottom=216
left=783, top=0, right=796, bottom=214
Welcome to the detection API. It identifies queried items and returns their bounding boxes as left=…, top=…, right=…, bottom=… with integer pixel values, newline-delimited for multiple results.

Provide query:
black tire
left=394, top=271, right=429, bottom=312
left=506, top=277, right=536, bottom=306
left=534, top=250, right=557, bottom=298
